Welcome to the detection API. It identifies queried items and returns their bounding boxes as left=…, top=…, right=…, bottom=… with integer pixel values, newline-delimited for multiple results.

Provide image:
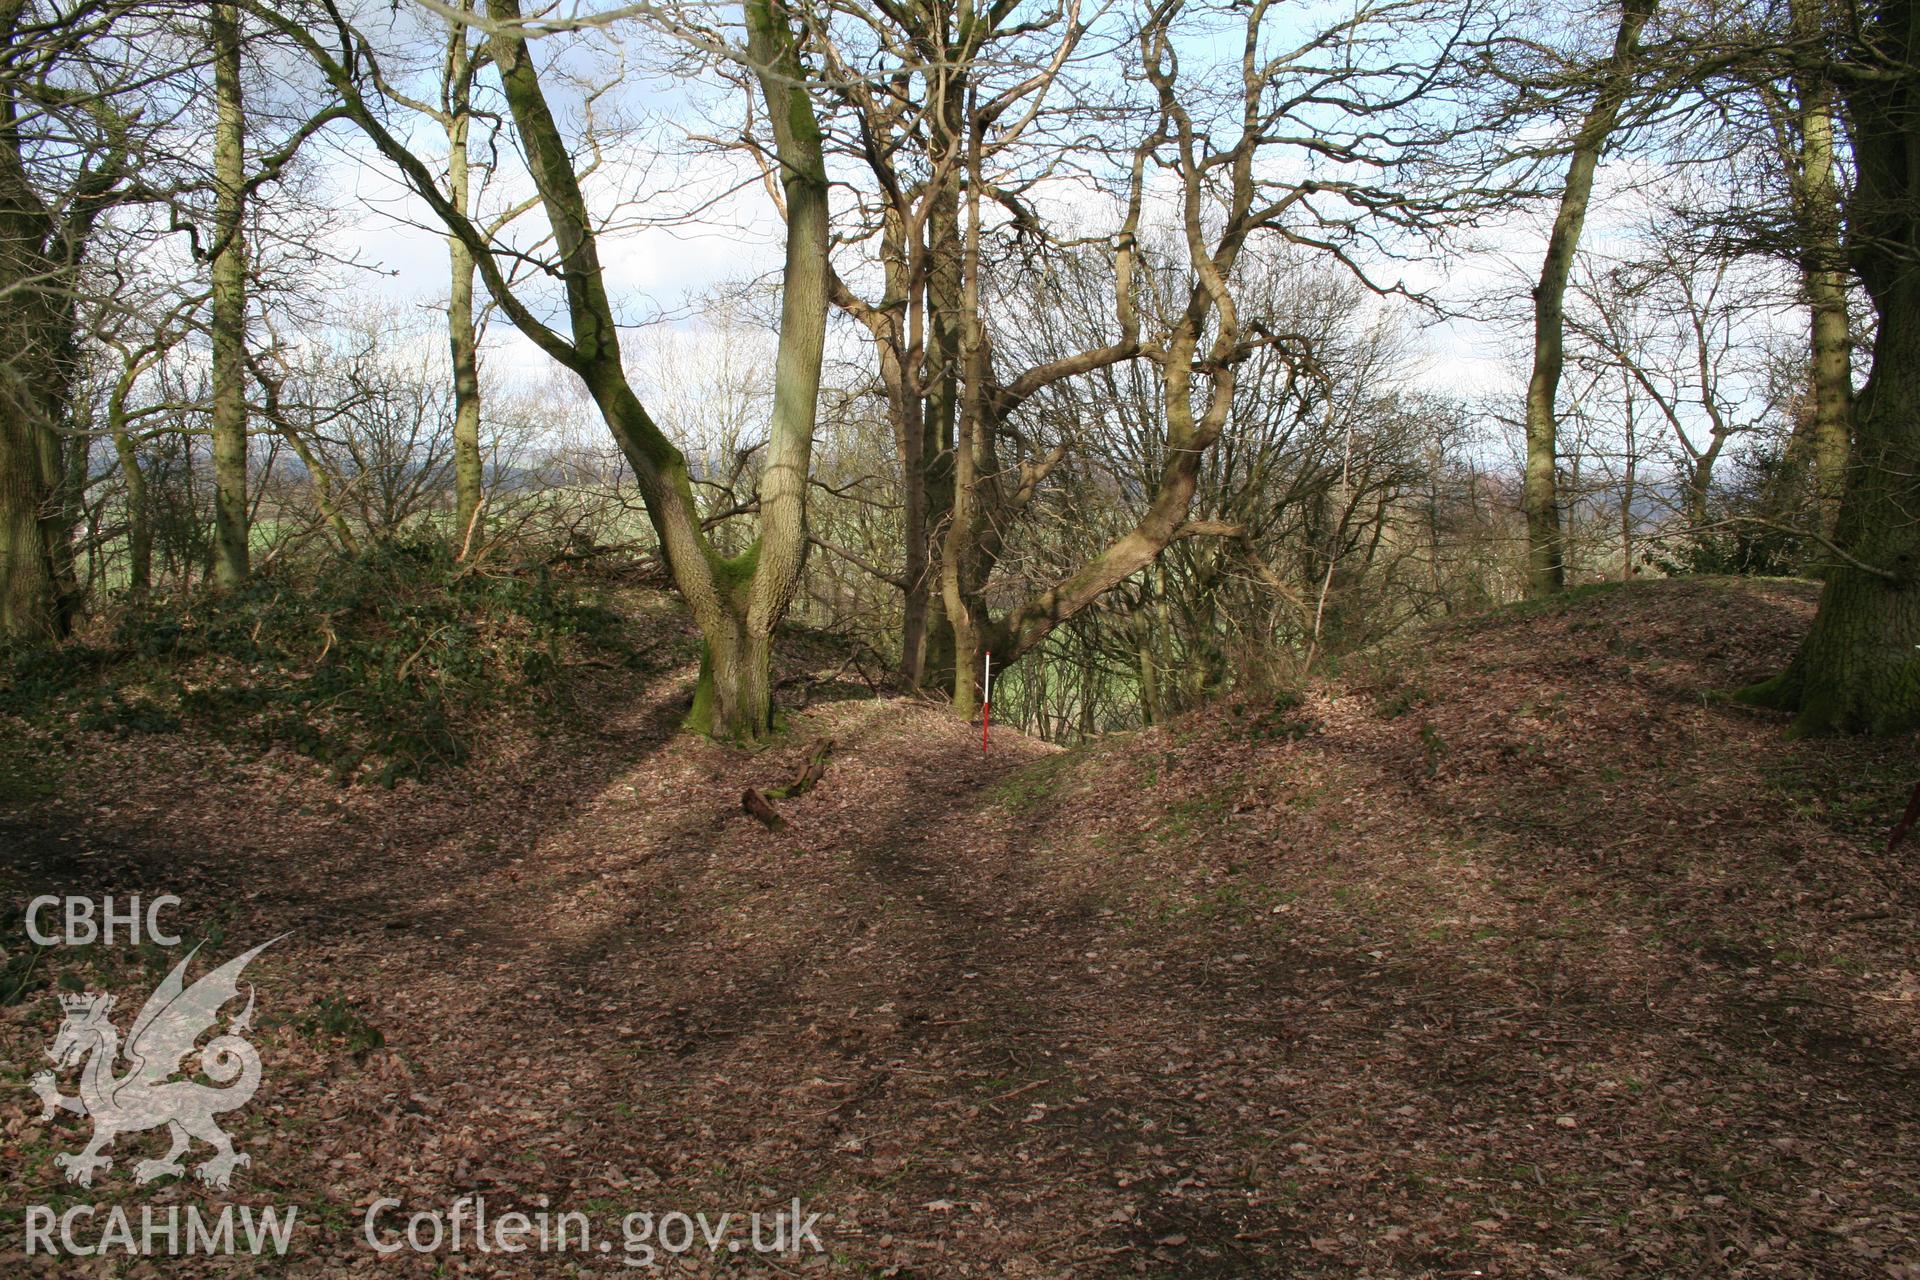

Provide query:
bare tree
left=207, top=2, right=251, bottom=584
left=1566, top=244, right=1773, bottom=529
left=1773, top=0, right=1851, bottom=537
left=0, top=0, right=175, bottom=637
left=1520, top=0, right=1658, bottom=598
left=786, top=0, right=1110, bottom=690
left=259, top=0, right=832, bottom=740
left=938, top=0, right=1493, bottom=711
left=1738, top=0, right=1920, bottom=735
left=368, top=0, right=540, bottom=555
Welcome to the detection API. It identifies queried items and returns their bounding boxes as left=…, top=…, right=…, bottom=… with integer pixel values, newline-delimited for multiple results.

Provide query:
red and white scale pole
left=982, top=650, right=991, bottom=752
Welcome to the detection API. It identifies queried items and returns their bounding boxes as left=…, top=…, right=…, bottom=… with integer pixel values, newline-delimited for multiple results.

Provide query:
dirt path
left=1, top=580, right=1917, bottom=1278
left=0, top=662, right=1113, bottom=1276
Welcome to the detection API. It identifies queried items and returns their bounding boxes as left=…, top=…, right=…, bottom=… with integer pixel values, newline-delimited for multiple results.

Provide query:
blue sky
left=302, top=0, right=1804, bottom=468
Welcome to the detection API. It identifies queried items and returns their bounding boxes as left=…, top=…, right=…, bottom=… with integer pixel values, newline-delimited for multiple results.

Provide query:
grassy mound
left=0, top=541, right=636, bottom=785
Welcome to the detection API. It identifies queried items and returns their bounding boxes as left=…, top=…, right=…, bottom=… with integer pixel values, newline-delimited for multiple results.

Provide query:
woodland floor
left=0, top=577, right=1916, bottom=1278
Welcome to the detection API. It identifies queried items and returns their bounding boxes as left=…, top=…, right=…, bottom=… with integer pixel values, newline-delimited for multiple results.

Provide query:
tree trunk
left=652, top=0, right=831, bottom=743
left=209, top=2, right=250, bottom=587
left=1522, top=0, right=1655, bottom=597
left=685, top=603, right=749, bottom=738
left=1790, top=0, right=1852, bottom=540
left=898, top=390, right=932, bottom=679
left=110, top=433, right=150, bottom=601
left=919, top=158, right=962, bottom=694
left=0, top=5, right=78, bottom=639
left=1738, top=319, right=1920, bottom=735
left=680, top=570, right=783, bottom=742
left=940, top=127, right=991, bottom=715
left=0, top=405, right=62, bottom=639
left=1739, top=0, right=1920, bottom=735
left=0, top=303, right=69, bottom=637
left=479, top=0, right=826, bottom=744
left=1806, top=253, right=1853, bottom=542
left=1619, top=385, right=1637, bottom=579
left=1135, top=603, right=1160, bottom=727
left=445, top=9, right=484, bottom=553
left=1686, top=457, right=1713, bottom=530
left=726, top=0, right=831, bottom=741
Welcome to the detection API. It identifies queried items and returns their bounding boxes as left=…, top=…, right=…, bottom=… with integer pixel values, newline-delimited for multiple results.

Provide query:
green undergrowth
left=1764, top=747, right=1916, bottom=844
left=1232, top=688, right=1317, bottom=741
left=0, top=541, right=637, bottom=786
left=1496, top=579, right=1636, bottom=619
left=994, top=750, right=1080, bottom=813
left=0, top=911, right=239, bottom=1008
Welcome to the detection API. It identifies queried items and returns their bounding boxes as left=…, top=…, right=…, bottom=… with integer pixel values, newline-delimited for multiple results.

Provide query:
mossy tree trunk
left=209, top=2, right=250, bottom=588
left=0, top=1, right=123, bottom=639
left=1522, top=0, right=1656, bottom=599
left=712, top=0, right=831, bottom=739
left=444, top=5, right=485, bottom=555
left=266, top=0, right=830, bottom=742
left=105, top=351, right=160, bottom=603
left=1788, top=0, right=1852, bottom=540
left=682, top=558, right=779, bottom=741
left=110, top=432, right=150, bottom=601
left=0, top=361, right=69, bottom=639
left=0, top=230, right=74, bottom=638
left=1738, top=0, right=1920, bottom=736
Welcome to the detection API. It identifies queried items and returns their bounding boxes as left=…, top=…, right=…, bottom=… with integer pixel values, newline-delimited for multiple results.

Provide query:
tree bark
left=104, top=356, right=156, bottom=601
left=1619, top=382, right=1637, bottom=579
left=477, top=0, right=827, bottom=743
left=1135, top=605, right=1160, bottom=727
left=110, top=433, right=150, bottom=601
left=726, top=0, right=831, bottom=739
left=941, top=99, right=996, bottom=713
left=1738, top=0, right=1920, bottom=735
left=445, top=8, right=484, bottom=553
left=1522, top=0, right=1655, bottom=597
left=919, top=107, right=963, bottom=693
left=1738, top=347, right=1920, bottom=735
left=0, top=247, right=71, bottom=637
left=1789, top=0, right=1852, bottom=540
left=209, top=2, right=250, bottom=587
left=1805, top=242, right=1853, bottom=543
left=0, top=379, right=66, bottom=638
left=0, top=2, right=88, bottom=638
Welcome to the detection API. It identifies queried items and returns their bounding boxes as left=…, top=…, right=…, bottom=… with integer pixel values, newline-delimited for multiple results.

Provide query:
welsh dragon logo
left=31, top=938, right=280, bottom=1190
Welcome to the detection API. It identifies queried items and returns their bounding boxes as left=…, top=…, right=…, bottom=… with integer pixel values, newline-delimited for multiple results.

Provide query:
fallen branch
left=1890, top=781, right=1920, bottom=852
left=765, top=737, right=834, bottom=800
left=741, top=738, right=835, bottom=829
left=741, top=788, right=787, bottom=831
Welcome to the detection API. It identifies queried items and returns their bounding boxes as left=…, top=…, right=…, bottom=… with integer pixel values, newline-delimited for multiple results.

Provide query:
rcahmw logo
left=26, top=1204, right=297, bottom=1258
left=33, top=937, right=282, bottom=1189
left=23, top=927, right=300, bottom=1259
